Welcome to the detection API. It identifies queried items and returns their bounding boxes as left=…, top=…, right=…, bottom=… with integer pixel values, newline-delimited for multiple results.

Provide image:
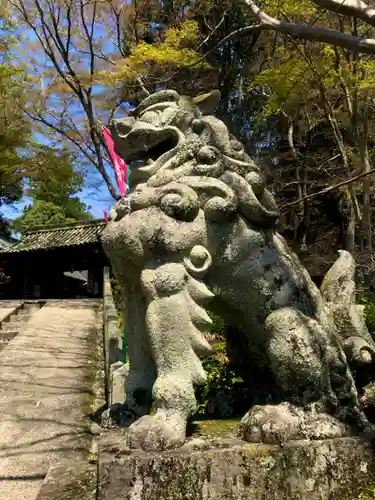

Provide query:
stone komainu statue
left=102, top=89, right=375, bottom=451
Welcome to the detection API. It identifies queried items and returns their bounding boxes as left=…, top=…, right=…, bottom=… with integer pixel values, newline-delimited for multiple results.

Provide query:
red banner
left=102, top=126, right=127, bottom=198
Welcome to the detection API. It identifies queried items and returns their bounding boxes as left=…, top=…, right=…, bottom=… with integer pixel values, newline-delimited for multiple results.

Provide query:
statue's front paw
left=239, top=403, right=349, bottom=444
left=127, top=413, right=187, bottom=451
left=239, top=403, right=301, bottom=444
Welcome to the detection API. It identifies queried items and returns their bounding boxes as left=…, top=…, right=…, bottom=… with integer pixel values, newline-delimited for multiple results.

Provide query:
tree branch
left=110, top=0, right=126, bottom=58
left=23, top=106, right=97, bottom=165
left=235, top=0, right=375, bottom=54
left=136, top=76, right=150, bottom=97
left=198, top=10, right=228, bottom=50
left=282, top=167, right=375, bottom=209
left=313, top=0, right=375, bottom=27
left=201, top=25, right=262, bottom=60
left=11, top=0, right=118, bottom=200
left=79, top=0, right=96, bottom=92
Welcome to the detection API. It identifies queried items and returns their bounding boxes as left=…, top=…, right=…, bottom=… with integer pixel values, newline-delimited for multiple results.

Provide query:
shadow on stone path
left=0, top=299, right=101, bottom=500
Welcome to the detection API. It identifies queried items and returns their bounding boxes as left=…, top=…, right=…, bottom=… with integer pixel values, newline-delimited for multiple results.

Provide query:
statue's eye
left=139, top=110, right=160, bottom=124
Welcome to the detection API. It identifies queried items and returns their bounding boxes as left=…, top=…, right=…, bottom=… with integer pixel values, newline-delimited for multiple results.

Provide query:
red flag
left=102, top=126, right=127, bottom=197
left=103, top=211, right=109, bottom=225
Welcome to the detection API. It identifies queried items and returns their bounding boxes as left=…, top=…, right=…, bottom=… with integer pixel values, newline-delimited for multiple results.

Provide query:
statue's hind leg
left=126, top=262, right=213, bottom=451
left=240, top=307, right=366, bottom=444
left=119, top=282, right=157, bottom=421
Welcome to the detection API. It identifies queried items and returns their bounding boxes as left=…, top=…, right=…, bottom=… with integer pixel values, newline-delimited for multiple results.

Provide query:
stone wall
left=98, top=433, right=375, bottom=500
left=36, top=432, right=375, bottom=499
left=102, top=267, right=126, bottom=405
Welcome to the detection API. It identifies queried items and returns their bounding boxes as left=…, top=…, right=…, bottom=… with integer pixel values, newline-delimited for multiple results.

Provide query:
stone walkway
left=0, top=300, right=101, bottom=500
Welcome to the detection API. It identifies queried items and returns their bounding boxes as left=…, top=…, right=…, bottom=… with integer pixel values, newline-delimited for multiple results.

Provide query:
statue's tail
left=321, top=250, right=375, bottom=366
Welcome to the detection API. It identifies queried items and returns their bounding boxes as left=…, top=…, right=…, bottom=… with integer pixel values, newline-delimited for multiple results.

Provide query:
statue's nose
left=111, top=117, right=135, bottom=136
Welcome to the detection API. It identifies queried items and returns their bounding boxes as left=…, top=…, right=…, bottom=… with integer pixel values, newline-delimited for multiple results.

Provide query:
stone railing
left=102, top=267, right=126, bottom=405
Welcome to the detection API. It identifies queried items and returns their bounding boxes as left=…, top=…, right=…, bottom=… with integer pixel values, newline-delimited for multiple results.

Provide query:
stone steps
left=4, top=314, right=31, bottom=324
left=23, top=304, right=43, bottom=314
left=0, top=302, right=44, bottom=352
left=0, top=332, right=19, bottom=353
left=16, top=310, right=34, bottom=318
left=1, top=319, right=30, bottom=332
left=0, top=342, right=8, bottom=352
left=0, top=331, right=19, bottom=342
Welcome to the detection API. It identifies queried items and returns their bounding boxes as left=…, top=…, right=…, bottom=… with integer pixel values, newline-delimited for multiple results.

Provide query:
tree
left=13, top=147, right=92, bottom=233
left=108, top=0, right=264, bottom=140
left=9, top=0, right=126, bottom=199
left=0, top=37, right=34, bottom=208
left=9, top=0, right=375, bottom=278
left=10, top=0, right=202, bottom=200
left=10, top=0, right=260, bottom=200
left=226, top=0, right=375, bottom=276
left=0, top=11, right=41, bottom=240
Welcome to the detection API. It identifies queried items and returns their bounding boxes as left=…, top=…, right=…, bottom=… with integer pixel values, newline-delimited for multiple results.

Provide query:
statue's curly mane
left=110, top=90, right=279, bottom=228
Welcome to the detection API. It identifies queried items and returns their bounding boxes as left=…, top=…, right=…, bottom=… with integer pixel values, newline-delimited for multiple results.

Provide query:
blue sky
left=2, top=184, right=114, bottom=219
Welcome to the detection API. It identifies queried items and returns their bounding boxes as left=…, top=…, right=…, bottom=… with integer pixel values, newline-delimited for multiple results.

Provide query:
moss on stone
left=190, top=418, right=241, bottom=439
left=83, top=303, right=105, bottom=415
left=99, top=436, right=375, bottom=499
left=330, top=487, right=375, bottom=499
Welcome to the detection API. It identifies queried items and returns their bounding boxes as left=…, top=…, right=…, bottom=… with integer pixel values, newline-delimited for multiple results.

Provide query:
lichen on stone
left=101, top=89, right=375, bottom=452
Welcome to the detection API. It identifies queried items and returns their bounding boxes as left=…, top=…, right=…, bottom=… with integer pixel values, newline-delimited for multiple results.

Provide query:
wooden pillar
left=23, top=273, right=29, bottom=299
left=87, top=266, right=103, bottom=297
left=87, top=268, right=94, bottom=294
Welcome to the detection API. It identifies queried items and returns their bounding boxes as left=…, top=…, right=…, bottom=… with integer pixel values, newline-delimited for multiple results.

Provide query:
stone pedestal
left=98, top=431, right=375, bottom=500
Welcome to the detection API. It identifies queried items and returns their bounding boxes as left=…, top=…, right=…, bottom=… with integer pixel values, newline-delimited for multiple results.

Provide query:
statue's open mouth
left=110, top=118, right=182, bottom=176
left=110, top=122, right=183, bottom=183
left=132, top=133, right=180, bottom=166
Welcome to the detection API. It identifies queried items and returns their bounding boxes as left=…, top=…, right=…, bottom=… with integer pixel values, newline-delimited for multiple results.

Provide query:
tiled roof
left=0, top=237, right=12, bottom=249
left=2, top=219, right=106, bottom=253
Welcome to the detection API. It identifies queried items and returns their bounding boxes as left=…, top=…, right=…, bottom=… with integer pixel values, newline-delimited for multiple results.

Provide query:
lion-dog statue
left=101, top=89, right=375, bottom=451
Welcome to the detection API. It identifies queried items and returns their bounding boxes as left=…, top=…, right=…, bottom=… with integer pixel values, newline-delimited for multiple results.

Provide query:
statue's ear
left=192, top=90, right=221, bottom=115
